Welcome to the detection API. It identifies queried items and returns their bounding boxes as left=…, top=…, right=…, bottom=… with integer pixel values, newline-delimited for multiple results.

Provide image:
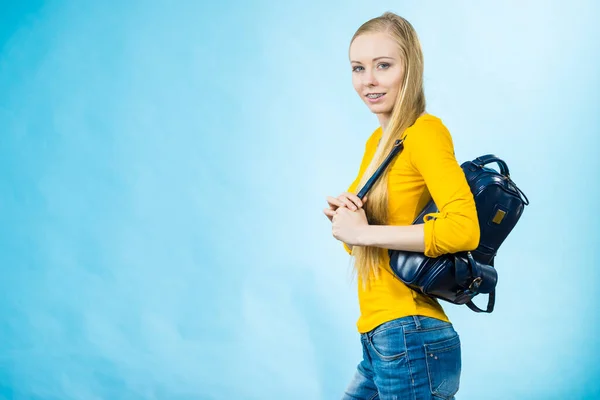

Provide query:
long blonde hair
left=349, top=12, right=426, bottom=286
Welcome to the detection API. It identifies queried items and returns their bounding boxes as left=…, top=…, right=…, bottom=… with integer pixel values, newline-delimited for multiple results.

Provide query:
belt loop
left=412, top=315, right=421, bottom=330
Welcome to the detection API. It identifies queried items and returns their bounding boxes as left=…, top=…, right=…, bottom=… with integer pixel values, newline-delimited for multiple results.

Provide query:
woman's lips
left=366, top=93, right=386, bottom=103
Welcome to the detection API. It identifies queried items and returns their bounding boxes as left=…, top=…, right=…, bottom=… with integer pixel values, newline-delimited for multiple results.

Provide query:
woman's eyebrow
left=350, top=56, right=395, bottom=63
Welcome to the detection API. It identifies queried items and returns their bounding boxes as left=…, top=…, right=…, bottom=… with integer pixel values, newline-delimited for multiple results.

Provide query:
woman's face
left=349, top=32, right=404, bottom=118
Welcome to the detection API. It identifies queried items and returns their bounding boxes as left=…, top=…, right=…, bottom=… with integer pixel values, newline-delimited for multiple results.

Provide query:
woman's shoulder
left=405, top=113, right=453, bottom=148
left=410, top=113, right=449, bottom=133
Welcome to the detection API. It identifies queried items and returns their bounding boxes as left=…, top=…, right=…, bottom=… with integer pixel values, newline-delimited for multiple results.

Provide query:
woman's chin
left=367, top=103, right=391, bottom=114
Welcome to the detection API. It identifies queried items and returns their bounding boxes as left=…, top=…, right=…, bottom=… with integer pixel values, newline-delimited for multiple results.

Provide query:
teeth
left=367, top=93, right=384, bottom=98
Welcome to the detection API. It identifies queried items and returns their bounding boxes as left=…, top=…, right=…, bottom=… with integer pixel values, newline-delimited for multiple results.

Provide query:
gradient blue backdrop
left=1, top=1, right=599, bottom=399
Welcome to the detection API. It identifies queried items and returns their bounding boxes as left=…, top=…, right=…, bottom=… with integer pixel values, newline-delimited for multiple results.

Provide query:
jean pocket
left=369, top=324, right=407, bottom=361
left=424, top=334, right=461, bottom=399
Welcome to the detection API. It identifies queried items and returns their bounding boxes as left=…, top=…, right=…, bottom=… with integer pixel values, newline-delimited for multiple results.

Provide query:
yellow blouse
left=343, top=114, right=480, bottom=333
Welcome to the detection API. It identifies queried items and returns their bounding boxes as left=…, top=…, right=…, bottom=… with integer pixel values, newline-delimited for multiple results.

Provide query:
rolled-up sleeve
left=407, top=124, right=480, bottom=258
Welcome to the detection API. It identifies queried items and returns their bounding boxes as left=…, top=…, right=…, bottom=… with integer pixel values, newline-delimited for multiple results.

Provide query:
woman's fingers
left=338, top=192, right=365, bottom=210
left=339, top=197, right=356, bottom=210
left=326, top=193, right=368, bottom=213
left=326, top=196, right=345, bottom=209
left=344, top=192, right=366, bottom=208
left=323, top=207, right=337, bottom=222
left=337, top=194, right=357, bottom=210
left=323, top=208, right=336, bottom=217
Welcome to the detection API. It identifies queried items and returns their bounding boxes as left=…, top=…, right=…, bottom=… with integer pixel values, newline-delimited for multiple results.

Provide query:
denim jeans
left=342, top=315, right=461, bottom=400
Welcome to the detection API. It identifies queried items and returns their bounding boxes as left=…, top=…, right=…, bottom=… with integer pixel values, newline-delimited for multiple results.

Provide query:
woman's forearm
left=357, top=224, right=426, bottom=252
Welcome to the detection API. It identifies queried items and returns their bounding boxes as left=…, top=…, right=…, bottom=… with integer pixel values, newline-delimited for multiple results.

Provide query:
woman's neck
left=378, top=114, right=391, bottom=133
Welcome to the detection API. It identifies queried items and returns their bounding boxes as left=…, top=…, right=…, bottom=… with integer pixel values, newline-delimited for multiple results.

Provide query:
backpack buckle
left=469, top=277, right=483, bottom=292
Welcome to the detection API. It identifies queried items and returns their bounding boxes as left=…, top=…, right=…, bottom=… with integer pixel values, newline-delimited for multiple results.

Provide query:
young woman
left=322, top=12, right=480, bottom=400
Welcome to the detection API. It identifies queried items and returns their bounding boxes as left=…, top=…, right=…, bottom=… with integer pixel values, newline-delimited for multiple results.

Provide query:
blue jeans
left=342, top=316, right=461, bottom=400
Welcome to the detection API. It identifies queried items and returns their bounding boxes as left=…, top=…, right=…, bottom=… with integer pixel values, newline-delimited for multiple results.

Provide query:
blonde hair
left=348, top=12, right=426, bottom=286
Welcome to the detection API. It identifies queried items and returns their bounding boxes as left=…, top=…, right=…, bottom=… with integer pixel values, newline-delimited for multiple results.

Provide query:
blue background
left=1, top=1, right=599, bottom=399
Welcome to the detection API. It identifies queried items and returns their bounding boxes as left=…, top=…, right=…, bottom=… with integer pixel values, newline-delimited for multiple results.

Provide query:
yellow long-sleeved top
left=343, top=114, right=480, bottom=333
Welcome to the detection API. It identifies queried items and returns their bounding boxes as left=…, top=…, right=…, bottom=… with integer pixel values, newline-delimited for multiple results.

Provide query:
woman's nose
left=362, top=69, right=378, bottom=86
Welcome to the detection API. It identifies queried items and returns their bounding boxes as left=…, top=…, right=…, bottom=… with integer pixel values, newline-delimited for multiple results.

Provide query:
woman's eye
left=352, top=64, right=389, bottom=72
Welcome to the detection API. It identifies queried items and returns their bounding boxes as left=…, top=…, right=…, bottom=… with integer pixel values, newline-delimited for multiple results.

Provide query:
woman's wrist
left=356, top=225, right=374, bottom=247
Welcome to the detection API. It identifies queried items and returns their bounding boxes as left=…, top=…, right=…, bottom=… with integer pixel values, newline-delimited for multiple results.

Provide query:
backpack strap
left=356, top=138, right=405, bottom=199
left=466, top=291, right=495, bottom=313
left=465, top=256, right=497, bottom=313
left=473, top=154, right=510, bottom=176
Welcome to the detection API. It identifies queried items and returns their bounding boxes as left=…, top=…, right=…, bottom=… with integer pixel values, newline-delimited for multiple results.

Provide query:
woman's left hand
left=332, top=206, right=369, bottom=246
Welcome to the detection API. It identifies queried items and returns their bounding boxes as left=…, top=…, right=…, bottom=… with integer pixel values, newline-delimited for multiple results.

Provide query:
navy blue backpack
left=357, top=138, right=530, bottom=313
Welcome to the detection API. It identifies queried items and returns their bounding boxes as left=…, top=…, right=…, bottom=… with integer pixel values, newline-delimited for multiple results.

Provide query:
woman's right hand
left=323, top=192, right=367, bottom=222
